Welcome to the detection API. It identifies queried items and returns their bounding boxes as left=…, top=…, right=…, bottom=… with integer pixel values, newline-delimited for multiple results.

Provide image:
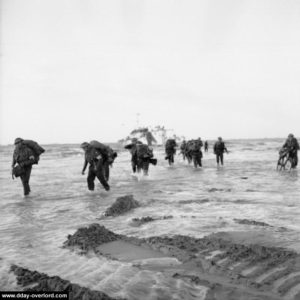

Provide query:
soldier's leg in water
left=20, top=166, right=32, bottom=195
left=199, top=151, right=203, bottom=167
left=220, top=153, right=224, bottom=165
left=87, top=165, right=96, bottom=190
left=216, top=154, right=220, bottom=165
left=143, top=160, right=150, bottom=175
left=291, top=152, right=298, bottom=168
left=96, top=160, right=110, bottom=191
left=103, top=161, right=110, bottom=181
left=187, top=153, right=192, bottom=164
left=136, top=158, right=143, bottom=173
left=198, top=153, right=202, bottom=167
left=193, top=155, right=198, bottom=168
left=131, top=158, right=137, bottom=173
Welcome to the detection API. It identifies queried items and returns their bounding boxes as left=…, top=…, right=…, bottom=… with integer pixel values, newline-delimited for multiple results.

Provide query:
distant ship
left=119, top=126, right=185, bottom=146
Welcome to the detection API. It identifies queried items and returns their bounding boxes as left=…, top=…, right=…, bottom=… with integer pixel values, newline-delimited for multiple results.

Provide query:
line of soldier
left=165, top=137, right=228, bottom=167
left=10, top=137, right=155, bottom=196
left=11, top=134, right=299, bottom=196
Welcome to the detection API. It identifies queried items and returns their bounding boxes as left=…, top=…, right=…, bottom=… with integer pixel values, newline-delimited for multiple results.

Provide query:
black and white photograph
left=0, top=1, right=300, bottom=299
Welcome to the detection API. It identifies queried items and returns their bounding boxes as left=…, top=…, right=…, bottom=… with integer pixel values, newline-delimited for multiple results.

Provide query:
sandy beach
left=2, top=0, right=300, bottom=298
left=4, top=193, right=300, bottom=300
left=8, top=220, right=300, bottom=300
left=1, top=142, right=299, bottom=300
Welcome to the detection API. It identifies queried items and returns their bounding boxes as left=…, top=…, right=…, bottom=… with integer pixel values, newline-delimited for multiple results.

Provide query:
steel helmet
left=14, top=137, right=23, bottom=145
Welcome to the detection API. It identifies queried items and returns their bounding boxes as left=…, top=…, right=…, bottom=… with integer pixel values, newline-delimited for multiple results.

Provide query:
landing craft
left=119, top=126, right=184, bottom=147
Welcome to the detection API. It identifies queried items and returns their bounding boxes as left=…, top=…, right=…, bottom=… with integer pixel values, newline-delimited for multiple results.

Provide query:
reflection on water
left=0, top=139, right=299, bottom=298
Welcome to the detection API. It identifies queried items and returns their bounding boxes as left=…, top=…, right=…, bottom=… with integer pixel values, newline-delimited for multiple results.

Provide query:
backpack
left=165, top=139, right=176, bottom=149
left=22, top=140, right=45, bottom=163
left=90, top=140, right=117, bottom=163
left=136, top=144, right=152, bottom=158
left=90, top=140, right=110, bottom=155
left=188, top=140, right=200, bottom=152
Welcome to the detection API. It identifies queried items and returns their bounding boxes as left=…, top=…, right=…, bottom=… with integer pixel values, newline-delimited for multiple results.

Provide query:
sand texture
left=61, top=224, right=300, bottom=300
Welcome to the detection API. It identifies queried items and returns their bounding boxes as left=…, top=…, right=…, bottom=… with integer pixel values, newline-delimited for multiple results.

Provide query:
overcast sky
left=1, top=0, right=299, bottom=144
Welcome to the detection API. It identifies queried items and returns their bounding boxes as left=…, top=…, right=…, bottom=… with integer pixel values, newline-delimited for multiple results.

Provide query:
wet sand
left=1, top=142, right=299, bottom=299
left=10, top=264, right=124, bottom=300
left=63, top=224, right=300, bottom=300
left=8, top=223, right=300, bottom=300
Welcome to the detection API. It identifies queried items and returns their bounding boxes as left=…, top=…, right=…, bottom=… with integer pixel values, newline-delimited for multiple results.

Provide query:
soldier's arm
left=82, top=159, right=88, bottom=174
left=225, top=145, right=228, bottom=153
left=11, top=151, right=17, bottom=179
left=282, top=141, right=288, bottom=149
left=11, top=150, right=17, bottom=168
left=11, top=158, right=16, bottom=168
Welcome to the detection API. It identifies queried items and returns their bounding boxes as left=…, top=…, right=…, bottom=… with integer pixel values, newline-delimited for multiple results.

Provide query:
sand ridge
left=62, top=223, right=300, bottom=300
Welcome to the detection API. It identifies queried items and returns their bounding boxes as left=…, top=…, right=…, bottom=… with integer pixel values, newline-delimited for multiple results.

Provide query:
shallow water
left=0, top=139, right=299, bottom=299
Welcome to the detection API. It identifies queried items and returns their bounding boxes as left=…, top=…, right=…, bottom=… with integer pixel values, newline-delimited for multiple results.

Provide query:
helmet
left=80, top=142, right=90, bottom=148
left=288, top=133, right=294, bottom=138
left=14, top=137, right=23, bottom=145
left=218, top=137, right=222, bottom=141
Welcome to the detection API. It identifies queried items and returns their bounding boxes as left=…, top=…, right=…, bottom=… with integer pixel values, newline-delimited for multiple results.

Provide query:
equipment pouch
left=13, top=165, right=25, bottom=177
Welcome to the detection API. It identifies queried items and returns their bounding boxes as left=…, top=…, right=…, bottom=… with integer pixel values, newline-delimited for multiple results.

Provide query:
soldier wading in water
left=11, top=138, right=45, bottom=196
left=213, top=137, right=228, bottom=166
left=80, top=142, right=113, bottom=191
left=80, top=141, right=118, bottom=191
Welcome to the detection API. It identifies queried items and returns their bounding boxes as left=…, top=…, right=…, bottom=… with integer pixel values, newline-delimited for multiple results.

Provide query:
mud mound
left=131, top=215, right=173, bottom=226
left=10, top=265, right=125, bottom=300
left=63, top=224, right=120, bottom=252
left=104, top=195, right=140, bottom=217
left=144, top=235, right=297, bottom=266
left=131, top=216, right=155, bottom=226
left=142, top=235, right=299, bottom=299
left=234, top=219, right=273, bottom=227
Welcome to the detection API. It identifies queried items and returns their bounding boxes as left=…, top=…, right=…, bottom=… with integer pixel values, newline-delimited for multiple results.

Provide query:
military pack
left=136, top=144, right=152, bottom=158
left=23, top=140, right=45, bottom=163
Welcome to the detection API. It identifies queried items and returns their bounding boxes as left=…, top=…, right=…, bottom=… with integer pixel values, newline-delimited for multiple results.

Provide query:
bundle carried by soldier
left=12, top=139, right=45, bottom=178
left=89, top=140, right=118, bottom=166
left=135, top=143, right=157, bottom=165
left=165, top=138, right=177, bottom=164
left=186, top=139, right=202, bottom=158
left=165, top=139, right=177, bottom=153
left=80, top=140, right=117, bottom=191
left=124, top=139, right=157, bottom=175
left=182, top=138, right=203, bottom=167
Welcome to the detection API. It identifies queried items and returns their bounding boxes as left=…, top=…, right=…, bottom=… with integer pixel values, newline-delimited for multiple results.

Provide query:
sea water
left=0, top=139, right=299, bottom=299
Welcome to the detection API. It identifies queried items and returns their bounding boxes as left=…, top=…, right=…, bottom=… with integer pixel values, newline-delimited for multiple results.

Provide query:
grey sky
left=1, top=0, right=300, bottom=144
